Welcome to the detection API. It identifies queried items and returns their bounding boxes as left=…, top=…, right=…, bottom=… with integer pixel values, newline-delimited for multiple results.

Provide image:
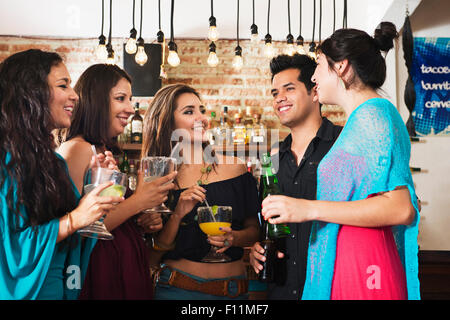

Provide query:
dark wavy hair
left=0, top=49, right=77, bottom=230
left=66, top=64, right=132, bottom=151
left=318, top=22, right=399, bottom=90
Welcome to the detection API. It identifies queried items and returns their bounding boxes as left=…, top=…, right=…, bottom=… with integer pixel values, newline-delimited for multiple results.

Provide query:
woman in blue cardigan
left=0, top=49, right=123, bottom=299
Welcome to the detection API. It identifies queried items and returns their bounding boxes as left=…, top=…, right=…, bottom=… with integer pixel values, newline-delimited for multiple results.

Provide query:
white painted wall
left=395, top=0, right=450, bottom=250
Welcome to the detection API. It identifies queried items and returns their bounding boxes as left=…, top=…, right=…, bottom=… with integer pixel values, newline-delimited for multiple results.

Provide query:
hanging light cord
left=333, top=0, right=336, bottom=32
left=132, top=0, right=135, bottom=30
left=287, top=0, right=291, bottom=35
left=319, top=0, right=322, bottom=43
left=343, top=0, right=348, bottom=28
left=170, top=0, right=175, bottom=42
left=158, top=0, right=162, bottom=30
left=211, top=0, right=214, bottom=17
left=100, top=0, right=105, bottom=36
left=236, top=0, right=240, bottom=47
left=252, top=0, right=255, bottom=25
left=267, top=0, right=271, bottom=34
left=139, top=0, right=143, bottom=38
left=311, top=0, right=315, bottom=43
left=299, top=0, right=302, bottom=36
left=108, top=0, right=112, bottom=45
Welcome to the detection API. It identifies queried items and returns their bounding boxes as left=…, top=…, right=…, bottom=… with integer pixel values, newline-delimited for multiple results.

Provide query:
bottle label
left=131, top=120, right=143, bottom=133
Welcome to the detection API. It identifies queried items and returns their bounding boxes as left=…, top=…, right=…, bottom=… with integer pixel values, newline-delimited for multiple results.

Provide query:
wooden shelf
left=119, top=143, right=142, bottom=151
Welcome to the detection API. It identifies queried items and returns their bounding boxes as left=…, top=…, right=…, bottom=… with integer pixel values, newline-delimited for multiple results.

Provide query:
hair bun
left=373, top=22, right=399, bottom=52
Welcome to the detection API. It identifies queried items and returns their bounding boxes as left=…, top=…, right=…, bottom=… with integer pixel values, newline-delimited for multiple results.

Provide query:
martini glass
left=197, top=205, right=232, bottom=263
left=78, top=167, right=127, bottom=240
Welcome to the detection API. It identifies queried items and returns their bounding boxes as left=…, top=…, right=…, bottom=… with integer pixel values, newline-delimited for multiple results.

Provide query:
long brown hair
left=66, top=64, right=132, bottom=150
left=0, top=49, right=77, bottom=229
left=141, top=84, right=202, bottom=159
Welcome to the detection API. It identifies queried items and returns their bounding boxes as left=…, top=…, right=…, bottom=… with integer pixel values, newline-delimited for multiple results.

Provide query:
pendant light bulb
left=207, top=42, right=219, bottom=67
left=168, top=41, right=180, bottom=67
left=308, top=42, right=317, bottom=60
left=134, top=38, right=148, bottom=66
left=207, top=51, right=219, bottom=67
left=208, top=26, right=219, bottom=42
left=250, top=24, right=259, bottom=44
left=296, top=35, right=305, bottom=54
left=264, top=34, right=275, bottom=59
left=285, top=34, right=296, bottom=56
left=96, top=35, right=108, bottom=61
left=208, top=16, right=219, bottom=41
left=125, top=28, right=138, bottom=54
left=106, top=46, right=115, bottom=65
left=232, top=46, right=243, bottom=70
left=232, top=55, right=243, bottom=70
left=125, top=38, right=137, bottom=54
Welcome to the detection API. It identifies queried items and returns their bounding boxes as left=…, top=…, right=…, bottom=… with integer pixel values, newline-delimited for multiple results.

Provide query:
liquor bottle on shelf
left=216, top=114, right=232, bottom=145
left=261, top=153, right=291, bottom=238
left=120, top=151, right=130, bottom=174
left=222, top=106, right=233, bottom=127
left=128, top=162, right=137, bottom=191
left=258, top=222, right=276, bottom=283
left=251, top=112, right=266, bottom=144
left=243, top=106, right=254, bottom=144
left=233, top=112, right=246, bottom=144
left=131, top=102, right=143, bottom=144
left=208, top=111, right=220, bottom=145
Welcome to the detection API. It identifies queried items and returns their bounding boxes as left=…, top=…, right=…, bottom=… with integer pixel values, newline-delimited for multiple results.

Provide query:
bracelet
left=152, top=237, right=176, bottom=252
left=66, top=211, right=73, bottom=234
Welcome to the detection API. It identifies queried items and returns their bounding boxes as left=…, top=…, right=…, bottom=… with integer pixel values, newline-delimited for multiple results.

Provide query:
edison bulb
left=208, top=26, right=219, bottom=42
left=168, top=50, right=180, bottom=67
left=207, top=51, right=219, bottom=67
left=251, top=33, right=259, bottom=44
left=308, top=50, right=317, bottom=60
left=106, top=53, right=115, bottom=65
left=95, top=44, right=108, bottom=61
left=296, top=45, right=306, bottom=55
left=232, top=55, right=243, bottom=70
left=135, top=46, right=148, bottom=66
left=125, top=37, right=137, bottom=54
left=285, top=43, right=296, bottom=56
left=264, top=42, right=275, bottom=58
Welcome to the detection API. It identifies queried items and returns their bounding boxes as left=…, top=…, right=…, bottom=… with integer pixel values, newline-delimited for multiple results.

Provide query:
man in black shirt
left=249, top=54, right=342, bottom=299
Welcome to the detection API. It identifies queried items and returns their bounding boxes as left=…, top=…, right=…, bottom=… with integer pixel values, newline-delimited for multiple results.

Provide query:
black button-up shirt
left=267, top=117, right=342, bottom=300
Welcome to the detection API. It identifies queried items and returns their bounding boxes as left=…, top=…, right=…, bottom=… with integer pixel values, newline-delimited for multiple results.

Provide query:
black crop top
left=163, top=172, right=260, bottom=263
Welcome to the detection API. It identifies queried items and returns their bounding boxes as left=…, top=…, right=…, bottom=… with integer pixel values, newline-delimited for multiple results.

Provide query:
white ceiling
left=0, top=0, right=419, bottom=42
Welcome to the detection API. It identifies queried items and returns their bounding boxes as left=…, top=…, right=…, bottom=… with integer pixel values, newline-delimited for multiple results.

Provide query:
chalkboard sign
left=123, top=43, right=162, bottom=97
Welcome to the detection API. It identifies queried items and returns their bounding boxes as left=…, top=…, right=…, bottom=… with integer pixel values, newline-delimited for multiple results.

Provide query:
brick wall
left=0, top=35, right=346, bottom=131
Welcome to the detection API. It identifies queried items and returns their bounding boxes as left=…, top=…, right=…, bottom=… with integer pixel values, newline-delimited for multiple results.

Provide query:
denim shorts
left=154, top=265, right=249, bottom=300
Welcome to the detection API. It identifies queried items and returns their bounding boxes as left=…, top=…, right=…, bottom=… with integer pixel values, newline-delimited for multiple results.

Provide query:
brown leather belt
left=154, top=265, right=248, bottom=298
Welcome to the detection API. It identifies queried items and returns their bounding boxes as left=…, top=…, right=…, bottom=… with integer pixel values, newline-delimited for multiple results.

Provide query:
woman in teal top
left=0, top=49, right=123, bottom=299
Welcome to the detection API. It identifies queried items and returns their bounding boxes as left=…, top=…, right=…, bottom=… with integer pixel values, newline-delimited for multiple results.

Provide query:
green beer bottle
left=261, top=153, right=291, bottom=238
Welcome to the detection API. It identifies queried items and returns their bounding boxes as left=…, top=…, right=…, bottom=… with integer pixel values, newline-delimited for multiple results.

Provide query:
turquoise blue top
left=302, top=98, right=420, bottom=300
left=0, top=153, right=97, bottom=300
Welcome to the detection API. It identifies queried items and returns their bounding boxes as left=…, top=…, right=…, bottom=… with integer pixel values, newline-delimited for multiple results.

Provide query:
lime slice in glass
left=100, top=185, right=125, bottom=197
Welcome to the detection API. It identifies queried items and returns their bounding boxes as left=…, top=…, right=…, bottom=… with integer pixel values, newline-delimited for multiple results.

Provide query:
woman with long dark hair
left=140, top=84, right=260, bottom=300
left=0, top=49, right=123, bottom=299
left=57, top=63, right=176, bottom=299
left=261, top=23, right=420, bottom=300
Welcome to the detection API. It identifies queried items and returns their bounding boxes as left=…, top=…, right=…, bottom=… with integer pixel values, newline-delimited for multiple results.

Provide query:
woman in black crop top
left=138, top=84, right=260, bottom=300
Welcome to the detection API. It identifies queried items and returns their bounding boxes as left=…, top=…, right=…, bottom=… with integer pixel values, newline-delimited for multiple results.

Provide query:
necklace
left=197, top=163, right=212, bottom=185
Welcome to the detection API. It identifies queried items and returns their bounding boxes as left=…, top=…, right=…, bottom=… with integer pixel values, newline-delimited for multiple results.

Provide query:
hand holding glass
left=197, top=206, right=232, bottom=263
left=78, top=167, right=127, bottom=240
left=140, top=156, right=176, bottom=213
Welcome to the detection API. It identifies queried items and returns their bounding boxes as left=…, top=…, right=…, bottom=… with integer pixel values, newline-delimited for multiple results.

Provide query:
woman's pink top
left=331, top=225, right=408, bottom=300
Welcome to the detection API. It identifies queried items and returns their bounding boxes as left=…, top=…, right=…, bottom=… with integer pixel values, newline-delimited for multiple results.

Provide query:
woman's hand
left=133, top=171, right=177, bottom=212
left=70, top=181, right=125, bottom=230
left=173, top=185, right=206, bottom=219
left=262, top=195, right=311, bottom=224
left=208, top=226, right=234, bottom=253
left=137, top=212, right=163, bottom=233
left=90, top=151, right=118, bottom=170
